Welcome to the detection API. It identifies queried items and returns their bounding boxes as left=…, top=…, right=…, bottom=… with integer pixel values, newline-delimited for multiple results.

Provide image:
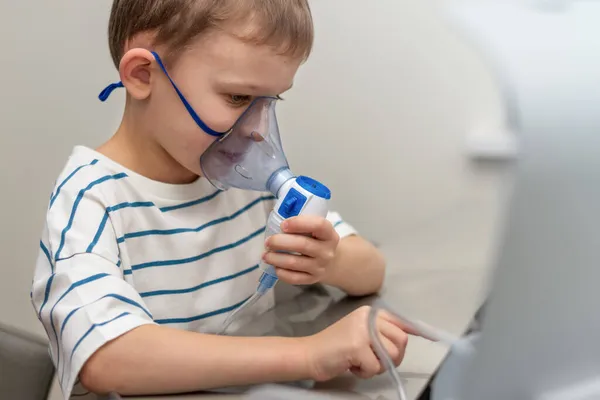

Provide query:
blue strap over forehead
left=97, top=52, right=226, bottom=137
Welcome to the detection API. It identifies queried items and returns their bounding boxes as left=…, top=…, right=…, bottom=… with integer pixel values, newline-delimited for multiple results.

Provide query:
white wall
left=0, top=0, right=505, bottom=339
left=278, top=0, right=507, bottom=243
left=0, top=0, right=124, bottom=336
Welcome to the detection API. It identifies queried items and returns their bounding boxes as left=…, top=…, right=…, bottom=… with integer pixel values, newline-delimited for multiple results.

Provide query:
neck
left=97, top=103, right=198, bottom=185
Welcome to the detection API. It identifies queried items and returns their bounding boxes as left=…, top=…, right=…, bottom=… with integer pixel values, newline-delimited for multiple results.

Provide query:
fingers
left=282, top=216, right=339, bottom=242
left=377, top=320, right=408, bottom=367
left=266, top=233, right=323, bottom=258
left=374, top=335, right=402, bottom=373
left=377, top=309, right=422, bottom=337
left=352, top=345, right=382, bottom=379
left=274, top=267, right=318, bottom=285
left=351, top=334, right=401, bottom=379
left=263, top=251, right=321, bottom=274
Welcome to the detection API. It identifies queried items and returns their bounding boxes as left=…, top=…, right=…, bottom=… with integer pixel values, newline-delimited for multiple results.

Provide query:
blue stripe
left=155, top=297, right=251, bottom=325
left=64, top=312, right=130, bottom=385
left=57, top=294, right=151, bottom=383
left=125, top=226, right=265, bottom=274
left=49, top=160, right=99, bottom=209
left=86, top=212, right=109, bottom=253
left=88, top=201, right=156, bottom=250
left=118, top=195, right=274, bottom=243
left=55, top=173, right=127, bottom=261
left=49, top=273, right=110, bottom=374
left=60, top=293, right=152, bottom=340
left=140, top=264, right=260, bottom=298
left=40, top=241, right=53, bottom=271
left=159, top=190, right=221, bottom=212
left=38, top=274, right=56, bottom=318
left=109, top=201, right=155, bottom=212
left=333, top=220, right=343, bottom=228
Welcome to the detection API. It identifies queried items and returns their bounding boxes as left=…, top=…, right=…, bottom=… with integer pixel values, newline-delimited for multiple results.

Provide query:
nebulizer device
left=196, top=96, right=332, bottom=334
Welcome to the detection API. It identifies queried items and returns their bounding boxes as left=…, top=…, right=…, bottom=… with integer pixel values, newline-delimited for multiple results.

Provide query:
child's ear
left=119, top=48, right=155, bottom=100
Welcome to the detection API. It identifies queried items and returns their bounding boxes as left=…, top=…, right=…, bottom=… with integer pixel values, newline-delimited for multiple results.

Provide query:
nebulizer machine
left=196, top=96, right=332, bottom=334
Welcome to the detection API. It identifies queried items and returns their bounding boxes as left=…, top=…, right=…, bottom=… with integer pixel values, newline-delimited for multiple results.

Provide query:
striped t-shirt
left=30, top=146, right=356, bottom=400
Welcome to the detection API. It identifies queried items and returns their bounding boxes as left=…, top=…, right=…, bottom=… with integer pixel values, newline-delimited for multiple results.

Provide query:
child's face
left=147, top=30, right=302, bottom=178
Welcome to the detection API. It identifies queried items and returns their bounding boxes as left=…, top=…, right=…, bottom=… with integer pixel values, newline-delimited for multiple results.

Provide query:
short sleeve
left=30, top=176, right=156, bottom=399
left=326, top=211, right=358, bottom=239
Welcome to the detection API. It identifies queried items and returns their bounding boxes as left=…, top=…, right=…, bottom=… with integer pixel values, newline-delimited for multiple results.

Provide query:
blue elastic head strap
left=98, top=51, right=227, bottom=137
left=98, top=82, right=124, bottom=102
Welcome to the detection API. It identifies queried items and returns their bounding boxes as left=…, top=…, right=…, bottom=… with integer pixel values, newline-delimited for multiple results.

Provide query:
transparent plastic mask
left=200, top=96, right=291, bottom=192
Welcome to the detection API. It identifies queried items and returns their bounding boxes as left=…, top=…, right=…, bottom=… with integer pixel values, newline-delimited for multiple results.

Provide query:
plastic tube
left=368, top=300, right=468, bottom=400
left=218, top=291, right=264, bottom=335
left=368, top=305, right=408, bottom=400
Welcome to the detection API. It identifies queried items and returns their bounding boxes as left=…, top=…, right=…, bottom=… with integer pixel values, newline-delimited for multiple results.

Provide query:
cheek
left=163, top=127, right=217, bottom=174
left=150, top=101, right=216, bottom=171
left=193, top=97, right=245, bottom=133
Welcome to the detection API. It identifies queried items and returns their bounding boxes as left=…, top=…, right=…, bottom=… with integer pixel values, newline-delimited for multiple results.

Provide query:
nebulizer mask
left=100, top=51, right=331, bottom=334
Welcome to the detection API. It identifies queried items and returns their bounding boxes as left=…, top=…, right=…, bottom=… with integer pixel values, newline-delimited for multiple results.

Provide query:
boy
left=31, top=1, right=411, bottom=399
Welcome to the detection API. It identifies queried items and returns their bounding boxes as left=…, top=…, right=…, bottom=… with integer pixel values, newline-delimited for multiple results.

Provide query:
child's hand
left=263, top=215, right=340, bottom=285
left=301, top=306, right=410, bottom=381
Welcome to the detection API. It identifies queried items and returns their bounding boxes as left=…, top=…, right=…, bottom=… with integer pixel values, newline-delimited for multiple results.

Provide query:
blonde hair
left=108, top=0, right=314, bottom=69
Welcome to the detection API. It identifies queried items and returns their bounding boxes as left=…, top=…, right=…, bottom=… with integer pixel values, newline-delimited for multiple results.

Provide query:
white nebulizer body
left=219, top=173, right=331, bottom=334
left=258, top=176, right=330, bottom=294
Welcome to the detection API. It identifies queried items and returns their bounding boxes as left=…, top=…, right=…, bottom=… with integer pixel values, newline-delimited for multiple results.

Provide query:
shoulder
left=49, top=147, right=130, bottom=211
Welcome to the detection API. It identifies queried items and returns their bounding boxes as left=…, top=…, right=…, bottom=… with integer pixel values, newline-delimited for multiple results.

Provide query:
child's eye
left=227, top=94, right=252, bottom=107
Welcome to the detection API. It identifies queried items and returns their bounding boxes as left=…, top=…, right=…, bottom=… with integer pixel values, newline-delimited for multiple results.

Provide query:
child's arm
left=33, top=182, right=314, bottom=397
left=80, top=324, right=311, bottom=395
left=322, top=234, right=385, bottom=296
left=80, top=306, right=410, bottom=396
left=320, top=212, right=386, bottom=295
left=35, top=183, right=394, bottom=398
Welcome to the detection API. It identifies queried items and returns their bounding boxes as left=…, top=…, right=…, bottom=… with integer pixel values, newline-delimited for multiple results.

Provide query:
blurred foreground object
left=241, top=1, right=600, bottom=399
left=434, top=1, right=600, bottom=399
left=0, top=322, right=55, bottom=399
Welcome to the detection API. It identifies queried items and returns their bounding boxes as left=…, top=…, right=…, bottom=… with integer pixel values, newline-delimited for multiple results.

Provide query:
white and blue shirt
left=30, top=146, right=356, bottom=400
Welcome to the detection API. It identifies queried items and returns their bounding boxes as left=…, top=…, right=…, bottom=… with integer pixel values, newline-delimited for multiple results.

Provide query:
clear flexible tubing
left=368, top=300, right=467, bottom=400
left=218, top=264, right=278, bottom=335
left=218, top=291, right=264, bottom=335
